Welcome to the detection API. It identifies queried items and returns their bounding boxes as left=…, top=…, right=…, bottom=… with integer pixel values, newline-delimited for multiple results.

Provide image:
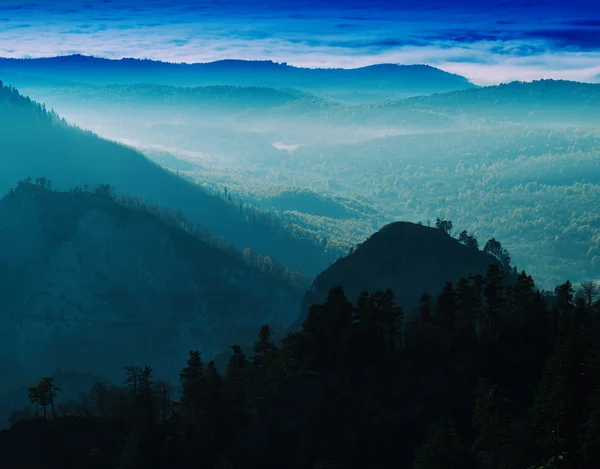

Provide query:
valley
left=1, top=52, right=600, bottom=469
left=5, top=64, right=600, bottom=289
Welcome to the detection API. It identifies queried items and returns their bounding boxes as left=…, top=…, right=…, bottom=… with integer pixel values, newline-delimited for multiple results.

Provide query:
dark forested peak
left=373, top=220, right=449, bottom=238
left=301, top=221, right=503, bottom=321
left=349, top=220, right=490, bottom=260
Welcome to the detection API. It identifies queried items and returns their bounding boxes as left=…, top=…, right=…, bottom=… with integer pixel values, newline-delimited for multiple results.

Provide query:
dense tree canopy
left=4, top=262, right=600, bottom=469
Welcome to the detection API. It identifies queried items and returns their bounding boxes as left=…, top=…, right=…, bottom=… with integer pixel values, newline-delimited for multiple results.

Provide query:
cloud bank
left=0, top=0, right=599, bottom=85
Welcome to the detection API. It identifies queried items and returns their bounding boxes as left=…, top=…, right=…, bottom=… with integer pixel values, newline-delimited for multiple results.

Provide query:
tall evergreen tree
left=483, top=265, right=506, bottom=344
left=433, top=282, right=457, bottom=345
left=472, top=381, right=519, bottom=469
left=179, top=351, right=205, bottom=425
left=413, top=415, right=467, bottom=469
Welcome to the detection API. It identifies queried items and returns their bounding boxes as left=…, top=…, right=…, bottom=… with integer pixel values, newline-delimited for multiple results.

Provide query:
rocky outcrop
left=0, top=184, right=301, bottom=394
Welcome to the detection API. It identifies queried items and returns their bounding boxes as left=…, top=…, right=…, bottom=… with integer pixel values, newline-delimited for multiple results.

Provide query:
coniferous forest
left=3, top=261, right=600, bottom=469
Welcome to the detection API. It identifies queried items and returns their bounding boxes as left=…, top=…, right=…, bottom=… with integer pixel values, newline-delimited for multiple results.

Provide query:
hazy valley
left=4, top=59, right=600, bottom=289
left=1, top=53, right=600, bottom=469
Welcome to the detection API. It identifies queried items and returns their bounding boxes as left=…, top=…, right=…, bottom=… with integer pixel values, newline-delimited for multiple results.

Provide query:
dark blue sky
left=1, top=0, right=599, bottom=84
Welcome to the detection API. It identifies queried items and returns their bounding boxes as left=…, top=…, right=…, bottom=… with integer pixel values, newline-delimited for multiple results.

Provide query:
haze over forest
left=1, top=1, right=600, bottom=468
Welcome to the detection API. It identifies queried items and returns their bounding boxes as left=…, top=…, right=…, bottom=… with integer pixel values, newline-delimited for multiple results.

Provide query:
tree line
left=9, top=177, right=309, bottom=291
left=6, top=262, right=600, bottom=469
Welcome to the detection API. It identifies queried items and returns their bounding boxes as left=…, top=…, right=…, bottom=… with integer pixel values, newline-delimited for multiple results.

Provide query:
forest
left=0, top=80, right=338, bottom=277
left=9, top=78, right=600, bottom=289
left=3, top=264, right=600, bottom=469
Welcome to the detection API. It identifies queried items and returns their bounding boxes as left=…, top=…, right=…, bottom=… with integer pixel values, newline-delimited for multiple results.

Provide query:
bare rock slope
left=0, top=183, right=301, bottom=391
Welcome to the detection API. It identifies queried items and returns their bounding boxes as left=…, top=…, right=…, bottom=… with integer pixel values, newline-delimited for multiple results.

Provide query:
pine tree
left=413, top=415, right=467, bottom=469
left=581, top=386, right=600, bottom=465
left=135, top=366, right=155, bottom=427
left=483, top=265, right=506, bottom=344
left=529, top=305, right=598, bottom=464
left=248, top=325, right=284, bottom=412
left=433, top=282, right=456, bottom=346
left=204, top=360, right=226, bottom=456
left=27, top=385, right=40, bottom=418
left=39, top=377, right=61, bottom=419
left=472, top=381, right=519, bottom=469
left=224, top=345, right=250, bottom=428
left=179, top=351, right=205, bottom=425
left=378, top=288, right=403, bottom=352
left=511, top=271, right=536, bottom=355
left=455, top=276, right=474, bottom=344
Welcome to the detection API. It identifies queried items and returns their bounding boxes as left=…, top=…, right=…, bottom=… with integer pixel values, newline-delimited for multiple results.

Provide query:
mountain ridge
left=0, top=80, right=335, bottom=277
left=0, top=180, right=302, bottom=407
left=0, top=55, right=476, bottom=99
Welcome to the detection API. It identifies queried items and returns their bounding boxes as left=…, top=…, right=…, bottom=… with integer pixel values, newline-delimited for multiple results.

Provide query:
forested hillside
left=10, top=78, right=600, bottom=288
left=302, top=221, right=507, bottom=322
left=0, top=56, right=476, bottom=101
left=0, top=179, right=307, bottom=428
left=0, top=81, right=337, bottom=276
left=3, top=256, right=599, bottom=469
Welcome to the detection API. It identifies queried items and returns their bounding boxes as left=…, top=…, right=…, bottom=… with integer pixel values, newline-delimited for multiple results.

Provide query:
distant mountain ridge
left=9, top=77, right=600, bottom=134
left=392, top=79, right=600, bottom=124
left=0, top=55, right=476, bottom=99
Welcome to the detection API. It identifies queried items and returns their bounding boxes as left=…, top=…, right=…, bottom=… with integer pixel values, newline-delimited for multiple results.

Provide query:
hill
left=0, top=81, right=336, bottom=276
left=1, top=248, right=594, bottom=469
left=0, top=55, right=476, bottom=100
left=397, top=79, right=600, bottom=125
left=12, top=83, right=315, bottom=114
left=301, top=222, right=505, bottom=321
left=0, top=181, right=304, bottom=425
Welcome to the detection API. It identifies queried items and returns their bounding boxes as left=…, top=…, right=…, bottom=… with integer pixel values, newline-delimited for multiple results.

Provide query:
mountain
left=11, top=83, right=315, bottom=114
left=0, top=81, right=336, bottom=277
left=397, top=79, right=600, bottom=125
left=0, top=55, right=476, bottom=100
left=0, top=181, right=303, bottom=424
left=0, top=225, right=583, bottom=469
left=301, top=221, right=504, bottom=321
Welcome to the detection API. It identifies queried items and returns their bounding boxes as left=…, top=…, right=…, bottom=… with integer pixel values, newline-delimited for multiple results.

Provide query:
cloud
left=522, top=29, right=600, bottom=50
left=0, top=0, right=599, bottom=85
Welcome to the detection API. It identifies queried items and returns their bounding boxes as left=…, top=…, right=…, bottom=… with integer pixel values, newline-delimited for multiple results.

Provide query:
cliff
left=0, top=183, right=301, bottom=397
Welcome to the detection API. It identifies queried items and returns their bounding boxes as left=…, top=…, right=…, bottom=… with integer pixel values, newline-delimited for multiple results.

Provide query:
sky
left=0, top=0, right=599, bottom=85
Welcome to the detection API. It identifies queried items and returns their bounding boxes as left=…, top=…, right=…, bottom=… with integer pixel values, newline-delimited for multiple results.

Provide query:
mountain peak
left=301, top=221, right=502, bottom=320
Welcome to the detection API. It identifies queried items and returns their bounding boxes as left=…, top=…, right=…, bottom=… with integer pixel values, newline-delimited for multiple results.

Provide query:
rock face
left=0, top=184, right=301, bottom=391
left=301, top=221, right=503, bottom=320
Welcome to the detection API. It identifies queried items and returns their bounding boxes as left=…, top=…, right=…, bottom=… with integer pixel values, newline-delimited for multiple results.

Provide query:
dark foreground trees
left=4, top=268, right=600, bottom=469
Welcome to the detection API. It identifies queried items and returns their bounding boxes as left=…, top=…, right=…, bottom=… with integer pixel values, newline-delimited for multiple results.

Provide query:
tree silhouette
left=27, top=385, right=40, bottom=418
left=179, top=351, right=205, bottom=425
left=433, top=282, right=457, bottom=345
left=39, top=377, right=61, bottom=420
left=435, top=218, right=453, bottom=235
left=576, top=281, right=600, bottom=309
left=472, top=381, right=519, bottom=469
left=413, top=415, right=467, bottom=469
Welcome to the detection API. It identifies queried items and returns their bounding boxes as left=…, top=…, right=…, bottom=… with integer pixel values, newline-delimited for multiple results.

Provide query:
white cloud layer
left=1, top=0, right=599, bottom=85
